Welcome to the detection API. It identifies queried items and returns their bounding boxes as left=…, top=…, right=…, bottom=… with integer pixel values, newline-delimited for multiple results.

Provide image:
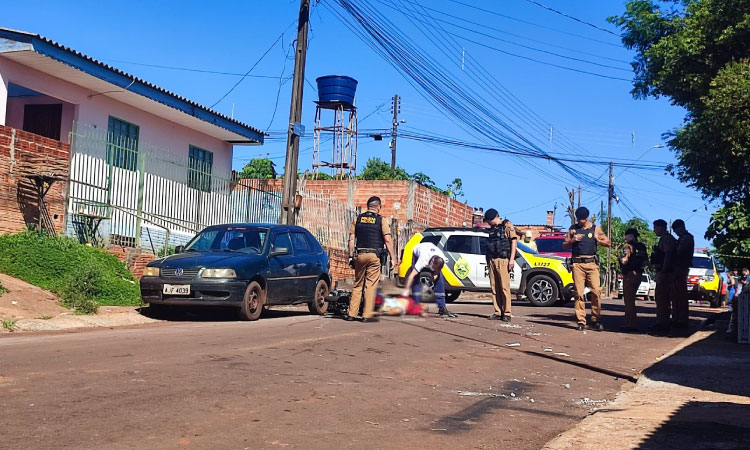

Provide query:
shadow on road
left=637, top=402, right=750, bottom=450
left=139, top=305, right=312, bottom=322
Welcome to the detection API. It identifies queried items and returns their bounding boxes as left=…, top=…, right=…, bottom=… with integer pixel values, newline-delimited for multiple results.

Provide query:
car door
left=266, top=231, right=298, bottom=304
left=476, top=235, right=523, bottom=291
left=290, top=230, right=319, bottom=298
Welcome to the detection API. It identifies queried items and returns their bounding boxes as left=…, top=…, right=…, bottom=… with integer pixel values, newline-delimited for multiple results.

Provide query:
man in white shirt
left=402, top=242, right=457, bottom=317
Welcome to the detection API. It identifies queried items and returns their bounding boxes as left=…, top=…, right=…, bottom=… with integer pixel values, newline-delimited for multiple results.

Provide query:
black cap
left=653, top=219, right=667, bottom=227
left=484, top=208, right=499, bottom=222
left=624, top=228, right=639, bottom=237
left=672, top=219, right=685, bottom=230
left=366, top=196, right=381, bottom=207
left=574, top=207, right=589, bottom=220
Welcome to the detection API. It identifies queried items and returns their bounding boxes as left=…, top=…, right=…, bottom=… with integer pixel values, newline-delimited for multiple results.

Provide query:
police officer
left=650, top=219, right=677, bottom=335
left=484, top=208, right=517, bottom=322
left=619, top=228, right=648, bottom=332
left=671, top=219, right=694, bottom=330
left=346, top=196, right=398, bottom=322
left=562, top=207, right=610, bottom=331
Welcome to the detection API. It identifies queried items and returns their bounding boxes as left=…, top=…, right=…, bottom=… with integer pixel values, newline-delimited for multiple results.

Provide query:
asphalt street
left=0, top=296, right=715, bottom=450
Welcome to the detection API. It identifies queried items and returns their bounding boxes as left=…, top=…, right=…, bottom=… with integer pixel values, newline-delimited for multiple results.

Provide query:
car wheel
left=525, top=275, right=559, bottom=307
left=239, top=281, right=264, bottom=321
left=617, top=292, right=623, bottom=299
left=308, top=279, right=330, bottom=315
left=710, top=291, right=721, bottom=308
left=445, top=290, right=461, bottom=303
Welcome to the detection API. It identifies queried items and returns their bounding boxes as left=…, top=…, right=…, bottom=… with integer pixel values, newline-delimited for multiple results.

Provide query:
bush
left=0, top=231, right=140, bottom=308
left=59, top=265, right=103, bottom=314
left=0, top=280, right=6, bottom=295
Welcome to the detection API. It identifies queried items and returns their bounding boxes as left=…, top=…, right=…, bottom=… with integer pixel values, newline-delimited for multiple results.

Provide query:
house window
left=107, top=116, right=139, bottom=171
left=188, top=146, right=213, bottom=192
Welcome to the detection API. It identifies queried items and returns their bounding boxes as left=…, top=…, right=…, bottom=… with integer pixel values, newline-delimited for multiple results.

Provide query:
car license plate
left=163, top=284, right=190, bottom=295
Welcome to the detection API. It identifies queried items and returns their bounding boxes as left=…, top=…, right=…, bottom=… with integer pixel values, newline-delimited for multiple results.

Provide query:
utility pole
left=390, top=94, right=400, bottom=169
left=606, top=162, right=614, bottom=295
left=281, top=0, right=310, bottom=225
left=577, top=184, right=581, bottom=209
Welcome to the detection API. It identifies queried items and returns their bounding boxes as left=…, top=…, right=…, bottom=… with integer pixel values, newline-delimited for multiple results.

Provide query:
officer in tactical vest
left=650, top=219, right=677, bottom=335
left=562, top=207, right=611, bottom=331
left=484, top=208, right=517, bottom=322
left=619, top=228, right=648, bottom=332
left=346, top=196, right=398, bottom=322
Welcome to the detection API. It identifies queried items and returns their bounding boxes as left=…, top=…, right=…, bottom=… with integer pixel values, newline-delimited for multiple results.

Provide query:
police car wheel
left=445, top=290, right=461, bottom=303
left=308, top=279, right=330, bottom=315
left=525, top=275, right=559, bottom=307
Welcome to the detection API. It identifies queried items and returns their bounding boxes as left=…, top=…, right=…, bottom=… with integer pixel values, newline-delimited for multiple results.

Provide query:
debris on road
left=506, top=342, right=521, bottom=347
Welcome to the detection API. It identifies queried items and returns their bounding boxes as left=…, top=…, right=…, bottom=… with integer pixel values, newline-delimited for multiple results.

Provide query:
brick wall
left=252, top=178, right=473, bottom=227
left=0, top=125, right=70, bottom=234
left=324, top=246, right=354, bottom=286
left=107, top=245, right=156, bottom=279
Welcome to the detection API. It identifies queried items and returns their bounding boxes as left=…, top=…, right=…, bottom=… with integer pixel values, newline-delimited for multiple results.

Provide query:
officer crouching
left=346, top=196, right=398, bottom=322
left=562, top=207, right=610, bottom=331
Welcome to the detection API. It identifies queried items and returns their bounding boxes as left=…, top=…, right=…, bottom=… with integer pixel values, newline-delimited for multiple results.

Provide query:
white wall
left=0, top=56, right=233, bottom=176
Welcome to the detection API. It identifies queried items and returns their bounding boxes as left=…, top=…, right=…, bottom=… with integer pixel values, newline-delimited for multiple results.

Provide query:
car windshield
left=184, top=226, right=268, bottom=254
left=517, top=241, right=537, bottom=254
left=692, top=257, right=714, bottom=269
left=642, top=274, right=649, bottom=282
left=535, top=238, right=566, bottom=253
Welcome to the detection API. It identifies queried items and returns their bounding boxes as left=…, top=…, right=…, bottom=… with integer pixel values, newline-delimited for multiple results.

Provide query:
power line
left=521, top=0, right=621, bottom=37
left=100, top=59, right=286, bottom=78
left=210, top=32, right=286, bottom=109
left=445, top=0, right=622, bottom=47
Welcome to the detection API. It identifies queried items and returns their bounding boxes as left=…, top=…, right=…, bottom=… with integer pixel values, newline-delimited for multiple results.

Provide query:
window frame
left=291, top=231, right=313, bottom=255
left=188, top=145, right=214, bottom=192
left=107, top=116, right=140, bottom=171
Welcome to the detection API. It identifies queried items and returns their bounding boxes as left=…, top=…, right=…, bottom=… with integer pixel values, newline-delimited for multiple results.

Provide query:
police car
left=397, top=228, right=575, bottom=306
left=687, top=252, right=723, bottom=307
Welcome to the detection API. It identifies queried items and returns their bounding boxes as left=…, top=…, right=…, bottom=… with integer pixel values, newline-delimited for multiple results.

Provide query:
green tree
left=358, top=158, right=410, bottom=181
left=598, top=216, right=659, bottom=274
left=445, top=178, right=464, bottom=200
left=238, top=157, right=277, bottom=179
left=706, top=200, right=750, bottom=269
left=610, top=0, right=750, bottom=259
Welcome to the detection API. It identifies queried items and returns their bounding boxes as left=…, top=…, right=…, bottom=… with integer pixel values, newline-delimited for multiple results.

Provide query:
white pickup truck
left=617, top=273, right=656, bottom=301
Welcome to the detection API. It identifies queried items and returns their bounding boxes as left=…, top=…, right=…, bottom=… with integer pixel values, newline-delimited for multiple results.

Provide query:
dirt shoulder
left=0, top=273, right=155, bottom=333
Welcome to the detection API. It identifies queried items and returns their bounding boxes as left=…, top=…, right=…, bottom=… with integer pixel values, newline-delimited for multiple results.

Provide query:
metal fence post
left=134, top=148, right=146, bottom=247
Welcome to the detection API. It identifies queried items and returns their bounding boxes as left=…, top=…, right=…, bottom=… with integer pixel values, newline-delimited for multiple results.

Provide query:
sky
left=3, top=0, right=715, bottom=247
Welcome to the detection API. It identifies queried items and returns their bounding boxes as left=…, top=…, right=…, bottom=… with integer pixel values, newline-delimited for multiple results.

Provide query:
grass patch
left=0, top=280, right=6, bottom=295
left=2, top=319, right=16, bottom=331
left=0, top=231, right=140, bottom=310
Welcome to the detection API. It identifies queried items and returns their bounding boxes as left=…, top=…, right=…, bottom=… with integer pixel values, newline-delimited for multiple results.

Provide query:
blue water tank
left=316, top=75, right=358, bottom=106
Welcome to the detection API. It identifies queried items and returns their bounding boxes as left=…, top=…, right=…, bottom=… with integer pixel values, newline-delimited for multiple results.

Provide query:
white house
left=0, top=28, right=278, bottom=250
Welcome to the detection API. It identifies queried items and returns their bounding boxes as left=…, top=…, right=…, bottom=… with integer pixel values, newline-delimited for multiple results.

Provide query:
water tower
left=312, top=75, right=358, bottom=179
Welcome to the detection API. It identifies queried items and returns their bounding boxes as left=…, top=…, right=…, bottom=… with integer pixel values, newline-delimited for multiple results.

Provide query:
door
left=477, top=236, right=523, bottom=291
left=290, top=231, right=319, bottom=298
left=442, top=234, right=483, bottom=289
left=266, top=231, right=298, bottom=304
left=23, top=104, right=62, bottom=140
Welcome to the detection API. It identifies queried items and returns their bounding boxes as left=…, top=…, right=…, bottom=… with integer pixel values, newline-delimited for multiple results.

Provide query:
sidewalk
left=544, top=313, right=750, bottom=450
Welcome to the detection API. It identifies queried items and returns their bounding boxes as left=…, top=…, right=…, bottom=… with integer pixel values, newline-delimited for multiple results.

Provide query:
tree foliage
left=358, top=158, right=463, bottom=198
left=238, top=157, right=277, bottom=179
left=610, top=0, right=750, bottom=259
left=706, top=200, right=750, bottom=269
left=598, top=216, right=659, bottom=273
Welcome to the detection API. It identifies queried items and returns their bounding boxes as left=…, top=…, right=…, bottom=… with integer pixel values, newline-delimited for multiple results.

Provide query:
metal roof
left=0, top=27, right=265, bottom=145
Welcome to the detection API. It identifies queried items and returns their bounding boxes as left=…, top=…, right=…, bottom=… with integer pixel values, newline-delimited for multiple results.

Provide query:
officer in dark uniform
left=619, top=228, right=648, bottom=332
left=650, top=219, right=677, bottom=335
left=346, top=196, right=398, bottom=322
left=672, top=219, right=694, bottom=329
left=484, top=208, right=517, bottom=322
left=562, top=207, right=611, bottom=331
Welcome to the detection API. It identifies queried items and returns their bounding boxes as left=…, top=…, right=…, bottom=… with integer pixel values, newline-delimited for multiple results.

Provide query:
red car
left=534, top=232, right=571, bottom=258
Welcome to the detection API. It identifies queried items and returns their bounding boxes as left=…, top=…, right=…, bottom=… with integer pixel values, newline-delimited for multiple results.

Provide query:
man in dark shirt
left=650, top=219, right=678, bottom=335
left=671, top=220, right=694, bottom=329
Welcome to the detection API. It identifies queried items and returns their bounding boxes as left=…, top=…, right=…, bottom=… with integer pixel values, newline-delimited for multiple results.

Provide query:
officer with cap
left=484, top=208, right=517, bottom=322
left=650, top=219, right=677, bottom=335
left=671, top=219, right=694, bottom=329
left=619, top=228, right=648, bottom=332
left=347, top=196, right=398, bottom=322
left=562, top=206, right=610, bottom=331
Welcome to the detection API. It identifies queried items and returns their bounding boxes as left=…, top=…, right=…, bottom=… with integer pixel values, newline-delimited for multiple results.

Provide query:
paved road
left=0, top=296, right=715, bottom=450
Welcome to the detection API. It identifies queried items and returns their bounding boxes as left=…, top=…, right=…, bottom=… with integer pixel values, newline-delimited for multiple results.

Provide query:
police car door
left=442, top=234, right=481, bottom=289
